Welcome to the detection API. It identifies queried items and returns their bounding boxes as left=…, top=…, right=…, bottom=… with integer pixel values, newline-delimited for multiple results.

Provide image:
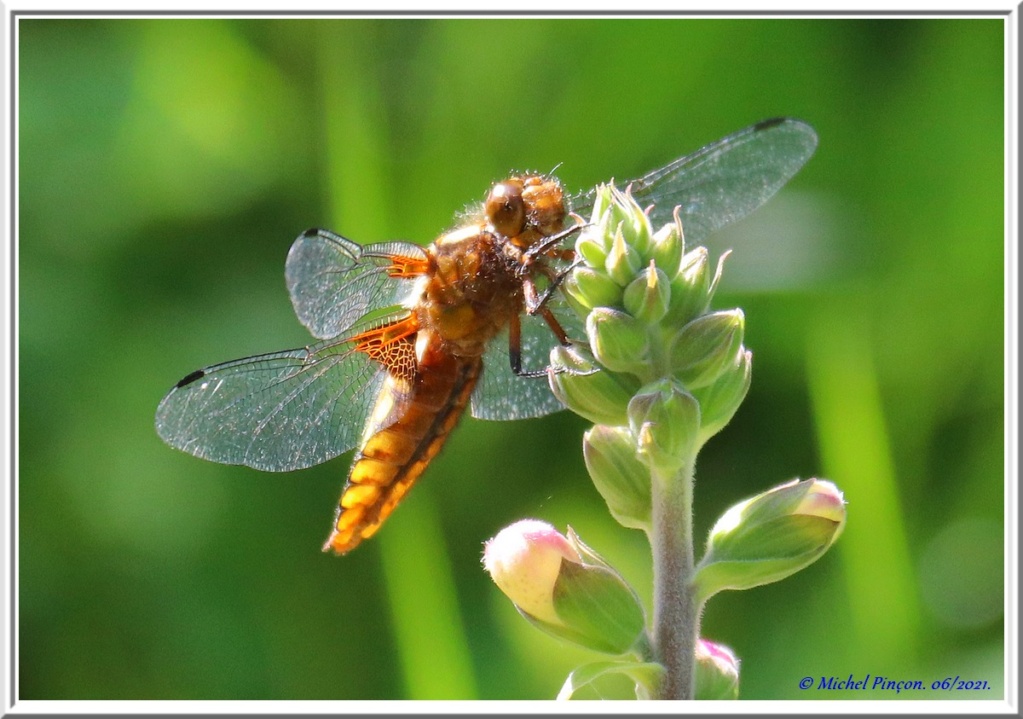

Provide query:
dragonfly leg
left=507, top=312, right=550, bottom=379
left=508, top=298, right=597, bottom=379
left=522, top=221, right=584, bottom=262
left=522, top=256, right=583, bottom=317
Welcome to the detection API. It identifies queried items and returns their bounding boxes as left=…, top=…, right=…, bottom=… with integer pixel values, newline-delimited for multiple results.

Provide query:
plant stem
left=650, top=457, right=698, bottom=699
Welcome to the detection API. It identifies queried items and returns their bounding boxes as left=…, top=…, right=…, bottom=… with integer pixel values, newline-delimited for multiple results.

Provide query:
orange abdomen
left=323, top=340, right=482, bottom=554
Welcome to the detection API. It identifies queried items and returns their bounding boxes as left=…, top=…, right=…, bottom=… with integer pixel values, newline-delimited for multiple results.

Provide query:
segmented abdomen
left=323, top=340, right=482, bottom=554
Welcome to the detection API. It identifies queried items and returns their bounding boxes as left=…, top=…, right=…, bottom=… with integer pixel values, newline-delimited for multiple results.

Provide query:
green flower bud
left=623, top=261, right=671, bottom=325
left=693, top=479, right=846, bottom=603
left=695, top=639, right=740, bottom=700
left=647, top=210, right=684, bottom=277
left=587, top=308, right=649, bottom=374
left=691, top=348, right=752, bottom=444
left=573, top=188, right=618, bottom=268
left=586, top=185, right=614, bottom=231
left=576, top=235, right=609, bottom=268
left=549, top=345, right=639, bottom=426
left=562, top=267, right=623, bottom=315
left=668, top=246, right=711, bottom=324
left=620, top=196, right=654, bottom=258
left=670, top=309, right=745, bottom=389
left=483, top=520, right=645, bottom=655
left=583, top=425, right=651, bottom=530
left=553, top=529, right=647, bottom=654
left=627, top=379, right=701, bottom=474
left=592, top=184, right=654, bottom=256
left=604, top=227, right=644, bottom=286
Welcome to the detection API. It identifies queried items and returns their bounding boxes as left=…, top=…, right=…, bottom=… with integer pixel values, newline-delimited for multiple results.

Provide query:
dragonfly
left=155, top=117, right=818, bottom=554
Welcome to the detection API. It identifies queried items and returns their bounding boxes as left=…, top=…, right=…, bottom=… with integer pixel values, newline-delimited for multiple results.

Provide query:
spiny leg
left=522, top=256, right=583, bottom=317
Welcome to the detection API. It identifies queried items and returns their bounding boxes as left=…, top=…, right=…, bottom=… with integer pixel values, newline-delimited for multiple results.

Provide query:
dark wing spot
left=175, top=369, right=206, bottom=388
left=753, top=117, right=786, bottom=131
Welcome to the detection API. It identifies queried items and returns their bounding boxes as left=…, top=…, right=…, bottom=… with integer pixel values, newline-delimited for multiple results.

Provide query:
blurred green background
left=19, top=17, right=1005, bottom=700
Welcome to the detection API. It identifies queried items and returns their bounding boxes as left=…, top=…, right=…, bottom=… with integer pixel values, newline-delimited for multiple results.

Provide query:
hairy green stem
left=650, top=458, right=698, bottom=700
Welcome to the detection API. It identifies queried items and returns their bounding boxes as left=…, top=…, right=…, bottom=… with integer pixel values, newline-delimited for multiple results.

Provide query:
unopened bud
left=605, top=227, right=643, bottom=286
left=549, top=344, right=639, bottom=426
left=562, top=267, right=623, bottom=315
left=691, top=348, right=752, bottom=446
left=627, top=379, right=701, bottom=474
left=583, top=425, right=651, bottom=530
left=647, top=209, right=684, bottom=277
left=668, top=246, right=711, bottom=323
left=670, top=309, right=745, bottom=389
left=623, top=261, right=671, bottom=325
left=693, top=479, right=846, bottom=603
left=576, top=235, right=609, bottom=268
left=483, top=521, right=645, bottom=654
left=483, top=519, right=577, bottom=625
left=588, top=185, right=614, bottom=226
left=587, top=307, right=649, bottom=374
left=695, top=639, right=740, bottom=700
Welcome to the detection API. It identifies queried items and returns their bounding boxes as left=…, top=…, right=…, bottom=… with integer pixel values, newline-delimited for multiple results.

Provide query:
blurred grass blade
left=316, top=21, right=391, bottom=235
left=379, top=491, right=478, bottom=699
left=806, top=306, right=921, bottom=660
left=316, top=23, right=476, bottom=699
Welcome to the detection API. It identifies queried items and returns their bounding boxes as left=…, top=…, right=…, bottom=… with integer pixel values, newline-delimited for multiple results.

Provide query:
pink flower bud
left=483, top=519, right=581, bottom=625
left=484, top=520, right=646, bottom=654
left=792, top=478, right=846, bottom=526
left=695, top=639, right=740, bottom=699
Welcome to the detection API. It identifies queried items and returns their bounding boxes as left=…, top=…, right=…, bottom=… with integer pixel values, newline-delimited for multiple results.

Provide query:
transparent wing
left=570, top=117, right=818, bottom=245
left=286, top=228, right=428, bottom=340
left=471, top=293, right=584, bottom=421
left=155, top=313, right=416, bottom=472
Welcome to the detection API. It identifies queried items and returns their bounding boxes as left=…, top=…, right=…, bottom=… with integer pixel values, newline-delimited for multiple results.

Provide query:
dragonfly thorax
left=419, top=227, right=525, bottom=358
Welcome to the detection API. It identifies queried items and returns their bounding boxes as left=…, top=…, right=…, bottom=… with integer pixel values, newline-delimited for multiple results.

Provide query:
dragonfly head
left=486, top=174, right=566, bottom=250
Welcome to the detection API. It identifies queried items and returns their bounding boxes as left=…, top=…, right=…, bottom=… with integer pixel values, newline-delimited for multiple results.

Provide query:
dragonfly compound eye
left=486, top=179, right=526, bottom=237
